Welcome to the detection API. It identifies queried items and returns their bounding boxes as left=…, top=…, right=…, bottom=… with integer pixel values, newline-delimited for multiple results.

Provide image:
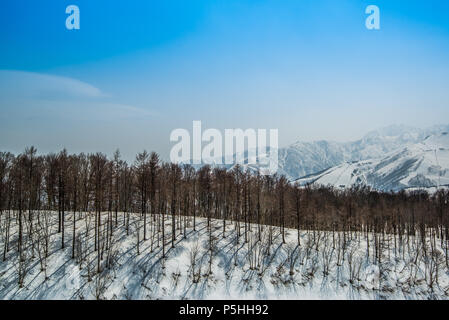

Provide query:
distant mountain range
left=295, top=131, right=449, bottom=192
left=192, top=124, right=449, bottom=192
left=279, top=124, right=449, bottom=181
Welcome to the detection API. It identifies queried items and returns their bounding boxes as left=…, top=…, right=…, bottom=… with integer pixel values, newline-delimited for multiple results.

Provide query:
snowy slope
left=295, top=132, right=449, bottom=192
left=1, top=213, right=448, bottom=300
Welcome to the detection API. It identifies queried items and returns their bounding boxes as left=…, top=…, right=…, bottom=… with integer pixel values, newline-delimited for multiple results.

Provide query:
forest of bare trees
left=1, top=147, right=449, bottom=298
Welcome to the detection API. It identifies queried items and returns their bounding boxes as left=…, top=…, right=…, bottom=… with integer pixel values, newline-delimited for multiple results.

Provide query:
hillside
left=1, top=213, right=448, bottom=300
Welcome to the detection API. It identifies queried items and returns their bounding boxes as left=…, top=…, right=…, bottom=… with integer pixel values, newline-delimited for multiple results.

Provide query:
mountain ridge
left=279, top=124, right=449, bottom=180
left=295, top=131, right=449, bottom=192
left=188, top=124, right=449, bottom=191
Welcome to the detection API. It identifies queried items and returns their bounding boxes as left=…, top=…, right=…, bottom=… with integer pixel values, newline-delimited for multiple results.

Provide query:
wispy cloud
left=0, top=70, right=155, bottom=119
left=0, top=70, right=161, bottom=160
left=0, top=70, right=104, bottom=99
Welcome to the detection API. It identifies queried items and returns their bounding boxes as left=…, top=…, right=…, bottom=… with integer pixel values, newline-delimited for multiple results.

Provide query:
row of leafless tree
left=1, top=147, right=449, bottom=272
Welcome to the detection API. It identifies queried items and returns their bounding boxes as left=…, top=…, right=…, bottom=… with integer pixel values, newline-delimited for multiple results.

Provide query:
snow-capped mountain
left=295, top=132, right=449, bottom=192
left=187, top=124, right=449, bottom=191
left=278, top=124, right=449, bottom=180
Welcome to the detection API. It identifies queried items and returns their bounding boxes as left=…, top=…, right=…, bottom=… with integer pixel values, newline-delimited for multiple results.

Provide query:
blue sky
left=1, top=0, right=449, bottom=161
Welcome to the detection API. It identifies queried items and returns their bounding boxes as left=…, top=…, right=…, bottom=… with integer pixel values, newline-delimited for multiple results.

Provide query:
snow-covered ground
left=1, top=212, right=448, bottom=300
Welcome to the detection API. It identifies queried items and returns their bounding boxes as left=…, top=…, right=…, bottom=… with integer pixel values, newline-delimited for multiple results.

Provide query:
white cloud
left=0, top=70, right=104, bottom=99
left=0, top=70, right=161, bottom=161
left=0, top=70, right=155, bottom=119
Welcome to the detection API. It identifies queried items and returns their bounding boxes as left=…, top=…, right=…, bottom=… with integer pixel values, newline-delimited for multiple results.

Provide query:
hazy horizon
left=1, top=1, right=449, bottom=162
left=1, top=121, right=447, bottom=164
